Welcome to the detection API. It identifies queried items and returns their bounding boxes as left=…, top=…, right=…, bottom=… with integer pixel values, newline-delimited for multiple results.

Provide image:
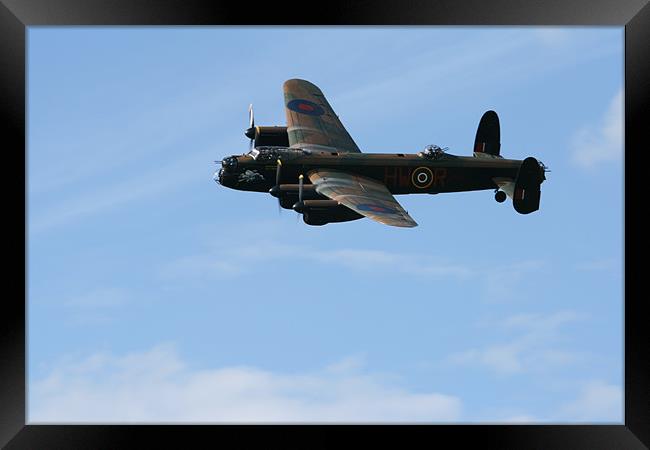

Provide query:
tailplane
left=480, top=110, right=547, bottom=214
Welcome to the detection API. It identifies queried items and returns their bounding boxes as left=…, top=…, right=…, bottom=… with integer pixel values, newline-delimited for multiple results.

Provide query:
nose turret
left=213, top=167, right=224, bottom=185
left=214, top=155, right=240, bottom=186
left=221, top=156, right=239, bottom=171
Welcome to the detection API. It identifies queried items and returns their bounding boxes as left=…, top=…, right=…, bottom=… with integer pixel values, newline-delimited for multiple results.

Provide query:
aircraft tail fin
left=493, top=157, right=546, bottom=214
left=512, top=157, right=544, bottom=214
left=473, top=110, right=501, bottom=157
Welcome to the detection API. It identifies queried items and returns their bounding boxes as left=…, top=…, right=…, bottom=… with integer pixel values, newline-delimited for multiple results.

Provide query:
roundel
left=412, top=167, right=434, bottom=189
left=286, top=99, right=325, bottom=116
left=357, top=203, right=399, bottom=215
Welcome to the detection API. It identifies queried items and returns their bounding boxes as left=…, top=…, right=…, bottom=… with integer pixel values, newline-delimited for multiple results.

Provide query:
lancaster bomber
left=215, top=79, right=548, bottom=227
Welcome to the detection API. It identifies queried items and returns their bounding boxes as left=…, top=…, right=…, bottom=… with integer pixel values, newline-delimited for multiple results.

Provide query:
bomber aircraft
left=215, top=79, right=548, bottom=227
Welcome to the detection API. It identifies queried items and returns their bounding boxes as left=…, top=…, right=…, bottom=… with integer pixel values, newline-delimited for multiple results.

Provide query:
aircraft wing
left=283, top=79, right=362, bottom=153
left=308, top=169, right=418, bottom=228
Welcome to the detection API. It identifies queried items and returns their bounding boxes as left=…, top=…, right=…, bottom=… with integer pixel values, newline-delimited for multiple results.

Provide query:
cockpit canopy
left=419, top=144, right=448, bottom=159
left=246, top=146, right=310, bottom=161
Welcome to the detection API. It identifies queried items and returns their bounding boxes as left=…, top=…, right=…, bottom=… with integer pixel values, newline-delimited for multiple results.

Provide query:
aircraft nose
left=216, top=156, right=240, bottom=186
left=216, top=155, right=249, bottom=187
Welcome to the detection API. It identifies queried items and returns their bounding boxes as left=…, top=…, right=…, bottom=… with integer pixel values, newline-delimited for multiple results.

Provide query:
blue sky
left=27, top=27, right=623, bottom=422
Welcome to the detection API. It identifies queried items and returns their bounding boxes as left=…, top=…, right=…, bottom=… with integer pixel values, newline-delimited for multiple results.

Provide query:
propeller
left=244, top=104, right=256, bottom=151
left=538, top=160, right=551, bottom=181
left=268, top=159, right=285, bottom=214
left=275, top=159, right=282, bottom=214
left=293, top=174, right=305, bottom=214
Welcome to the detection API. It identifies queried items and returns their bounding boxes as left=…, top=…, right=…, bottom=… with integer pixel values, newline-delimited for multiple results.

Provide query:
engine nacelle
left=302, top=203, right=364, bottom=226
left=254, top=126, right=289, bottom=148
left=273, top=185, right=317, bottom=209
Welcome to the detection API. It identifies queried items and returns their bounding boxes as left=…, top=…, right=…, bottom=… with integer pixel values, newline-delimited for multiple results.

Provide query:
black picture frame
left=3, top=0, right=648, bottom=448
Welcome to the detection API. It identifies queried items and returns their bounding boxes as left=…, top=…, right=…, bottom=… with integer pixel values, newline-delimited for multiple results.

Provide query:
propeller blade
left=276, top=159, right=282, bottom=214
left=292, top=174, right=305, bottom=215
left=245, top=104, right=256, bottom=149
left=276, top=159, right=282, bottom=185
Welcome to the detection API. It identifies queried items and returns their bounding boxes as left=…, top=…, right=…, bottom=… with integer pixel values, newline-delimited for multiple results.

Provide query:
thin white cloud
left=501, top=310, right=583, bottom=333
left=30, top=344, right=462, bottom=423
left=331, top=30, right=535, bottom=121
left=30, top=150, right=214, bottom=234
left=481, top=260, right=546, bottom=303
left=28, top=78, right=241, bottom=195
left=330, top=29, right=620, bottom=142
left=59, top=287, right=131, bottom=325
left=63, top=287, right=129, bottom=308
left=533, top=28, right=571, bottom=46
left=448, top=345, right=523, bottom=375
left=502, top=414, right=538, bottom=423
left=558, top=380, right=622, bottom=422
left=325, top=355, right=366, bottom=375
left=160, top=243, right=473, bottom=282
left=159, top=235, right=547, bottom=305
left=446, top=311, right=584, bottom=375
left=310, top=249, right=472, bottom=277
left=575, top=258, right=619, bottom=272
left=570, top=89, right=623, bottom=169
left=460, top=379, right=622, bottom=423
left=159, top=254, right=247, bottom=281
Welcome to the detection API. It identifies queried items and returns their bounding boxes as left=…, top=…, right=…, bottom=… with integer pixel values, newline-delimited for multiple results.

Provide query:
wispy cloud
left=31, top=342, right=619, bottom=423
left=30, top=344, right=462, bottom=423
left=28, top=81, right=239, bottom=195
left=446, top=311, right=584, bottom=375
left=570, top=89, right=623, bottom=169
left=575, top=258, right=620, bottom=272
left=481, top=260, right=547, bottom=303
left=160, top=242, right=473, bottom=282
left=55, top=287, right=132, bottom=325
left=458, top=378, right=622, bottom=423
left=159, top=233, right=551, bottom=308
left=558, top=380, right=622, bottom=422
left=30, top=149, right=214, bottom=234
left=533, top=28, right=571, bottom=46
left=158, top=254, right=247, bottom=281
left=310, top=248, right=472, bottom=277
left=325, top=355, right=367, bottom=375
left=63, top=287, right=129, bottom=308
left=330, top=30, right=537, bottom=124
left=329, top=29, right=620, bottom=139
left=501, top=414, right=539, bottom=423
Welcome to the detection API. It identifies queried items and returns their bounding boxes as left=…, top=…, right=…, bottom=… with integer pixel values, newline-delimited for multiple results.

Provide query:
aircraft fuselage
left=216, top=149, right=522, bottom=196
